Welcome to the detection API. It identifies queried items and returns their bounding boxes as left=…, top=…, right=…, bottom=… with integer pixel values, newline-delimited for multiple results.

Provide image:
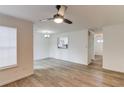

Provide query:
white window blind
left=0, top=26, right=17, bottom=69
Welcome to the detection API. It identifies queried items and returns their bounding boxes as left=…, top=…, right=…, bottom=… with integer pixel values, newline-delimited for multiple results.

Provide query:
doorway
left=93, top=34, right=103, bottom=67
left=88, top=31, right=103, bottom=68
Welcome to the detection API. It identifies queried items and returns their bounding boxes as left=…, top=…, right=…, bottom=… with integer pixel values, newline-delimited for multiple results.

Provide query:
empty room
left=0, top=5, right=124, bottom=87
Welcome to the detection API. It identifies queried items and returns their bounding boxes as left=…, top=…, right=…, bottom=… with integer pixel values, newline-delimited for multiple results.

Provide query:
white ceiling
left=0, top=5, right=124, bottom=33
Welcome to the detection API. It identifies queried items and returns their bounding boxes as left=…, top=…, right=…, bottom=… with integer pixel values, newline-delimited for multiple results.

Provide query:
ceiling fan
left=40, top=5, right=72, bottom=24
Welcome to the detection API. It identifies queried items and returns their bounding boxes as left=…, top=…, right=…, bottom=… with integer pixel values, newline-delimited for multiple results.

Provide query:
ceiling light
left=101, top=40, right=103, bottom=43
left=54, top=17, right=63, bottom=23
left=97, top=39, right=103, bottom=43
left=44, top=34, right=50, bottom=38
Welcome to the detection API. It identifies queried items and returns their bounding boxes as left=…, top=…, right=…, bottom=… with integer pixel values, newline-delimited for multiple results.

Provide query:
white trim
left=0, top=64, right=17, bottom=70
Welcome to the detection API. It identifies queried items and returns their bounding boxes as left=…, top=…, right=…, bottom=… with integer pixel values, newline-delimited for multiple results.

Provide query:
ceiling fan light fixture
left=54, top=17, right=63, bottom=23
left=40, top=5, right=72, bottom=24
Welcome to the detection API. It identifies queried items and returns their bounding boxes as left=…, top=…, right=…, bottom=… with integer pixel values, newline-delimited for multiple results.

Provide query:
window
left=0, top=26, right=17, bottom=70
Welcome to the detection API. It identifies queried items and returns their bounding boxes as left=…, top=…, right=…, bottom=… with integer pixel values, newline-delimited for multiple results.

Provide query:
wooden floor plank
left=3, top=56, right=124, bottom=87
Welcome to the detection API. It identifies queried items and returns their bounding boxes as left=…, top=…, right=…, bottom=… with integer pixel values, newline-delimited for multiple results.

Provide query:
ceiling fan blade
left=56, top=5, right=61, bottom=10
left=40, top=18, right=54, bottom=22
left=57, top=5, right=67, bottom=16
left=64, top=18, right=72, bottom=24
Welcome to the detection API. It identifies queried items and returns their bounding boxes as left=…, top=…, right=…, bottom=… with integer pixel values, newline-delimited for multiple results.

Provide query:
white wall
left=33, top=31, right=49, bottom=60
left=0, top=14, right=33, bottom=86
left=103, top=24, right=124, bottom=73
left=49, top=30, right=88, bottom=65
left=94, top=34, right=103, bottom=55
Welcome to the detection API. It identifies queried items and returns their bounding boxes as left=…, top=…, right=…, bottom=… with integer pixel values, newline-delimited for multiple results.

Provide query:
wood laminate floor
left=88, top=55, right=103, bottom=69
left=3, top=57, right=124, bottom=87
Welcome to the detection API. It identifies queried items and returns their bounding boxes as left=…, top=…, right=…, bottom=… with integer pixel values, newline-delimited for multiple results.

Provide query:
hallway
left=89, top=55, right=103, bottom=69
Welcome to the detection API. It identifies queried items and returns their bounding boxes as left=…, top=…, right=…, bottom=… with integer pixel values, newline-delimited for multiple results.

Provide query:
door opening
left=88, top=31, right=103, bottom=68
